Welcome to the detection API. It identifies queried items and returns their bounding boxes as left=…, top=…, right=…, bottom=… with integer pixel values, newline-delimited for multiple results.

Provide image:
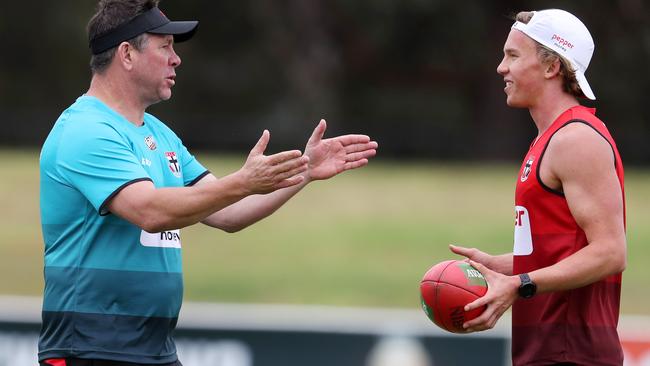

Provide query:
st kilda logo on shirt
left=165, top=151, right=181, bottom=178
left=521, top=156, right=534, bottom=182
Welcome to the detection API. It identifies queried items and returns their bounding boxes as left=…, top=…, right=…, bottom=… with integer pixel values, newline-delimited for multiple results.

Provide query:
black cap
left=90, top=7, right=198, bottom=55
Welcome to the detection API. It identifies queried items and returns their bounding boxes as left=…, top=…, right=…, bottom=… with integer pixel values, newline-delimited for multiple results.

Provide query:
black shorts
left=39, top=358, right=182, bottom=366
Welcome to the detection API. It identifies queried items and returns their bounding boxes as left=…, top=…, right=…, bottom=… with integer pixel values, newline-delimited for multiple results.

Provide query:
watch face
left=518, top=274, right=537, bottom=298
left=519, top=283, right=535, bottom=298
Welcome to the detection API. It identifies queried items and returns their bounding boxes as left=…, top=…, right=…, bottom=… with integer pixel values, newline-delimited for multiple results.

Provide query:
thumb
left=250, top=130, right=270, bottom=156
left=308, top=119, right=327, bottom=145
left=449, top=244, right=471, bottom=258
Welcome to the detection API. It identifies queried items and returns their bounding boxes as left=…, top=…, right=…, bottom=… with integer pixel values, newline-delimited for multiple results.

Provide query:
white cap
left=512, top=9, right=596, bottom=100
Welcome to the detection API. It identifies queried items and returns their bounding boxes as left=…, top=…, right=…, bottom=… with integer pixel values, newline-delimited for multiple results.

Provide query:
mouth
left=166, top=75, right=176, bottom=86
left=504, top=80, right=513, bottom=92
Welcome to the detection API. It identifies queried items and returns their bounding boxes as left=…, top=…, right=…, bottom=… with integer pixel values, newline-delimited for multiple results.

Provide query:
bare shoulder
left=542, top=122, right=615, bottom=188
left=549, top=122, right=613, bottom=165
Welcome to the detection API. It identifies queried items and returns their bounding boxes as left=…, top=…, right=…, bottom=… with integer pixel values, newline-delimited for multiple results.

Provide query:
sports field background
left=2, top=148, right=648, bottom=315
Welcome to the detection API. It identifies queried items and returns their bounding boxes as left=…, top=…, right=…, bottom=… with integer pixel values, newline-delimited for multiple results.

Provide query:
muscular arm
left=462, top=122, right=626, bottom=332
left=529, top=122, right=626, bottom=292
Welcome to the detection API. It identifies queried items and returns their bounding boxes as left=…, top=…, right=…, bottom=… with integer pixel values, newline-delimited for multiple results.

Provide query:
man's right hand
left=239, top=130, right=310, bottom=194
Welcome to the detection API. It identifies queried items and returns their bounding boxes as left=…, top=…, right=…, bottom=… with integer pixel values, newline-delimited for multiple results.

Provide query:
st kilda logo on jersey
left=521, top=156, right=534, bottom=182
left=165, top=151, right=182, bottom=178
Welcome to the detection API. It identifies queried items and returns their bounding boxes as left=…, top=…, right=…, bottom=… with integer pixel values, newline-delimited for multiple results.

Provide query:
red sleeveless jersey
left=512, top=106, right=625, bottom=366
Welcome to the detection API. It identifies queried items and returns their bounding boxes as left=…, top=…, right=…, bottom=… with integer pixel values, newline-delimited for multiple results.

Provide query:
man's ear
left=116, top=42, right=135, bottom=71
left=544, top=58, right=562, bottom=79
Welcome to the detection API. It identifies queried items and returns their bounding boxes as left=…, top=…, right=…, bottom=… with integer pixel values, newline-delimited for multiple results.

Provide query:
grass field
left=2, top=148, right=649, bottom=314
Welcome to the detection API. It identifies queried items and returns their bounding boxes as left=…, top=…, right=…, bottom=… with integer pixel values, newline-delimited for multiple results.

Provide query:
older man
left=38, top=1, right=377, bottom=365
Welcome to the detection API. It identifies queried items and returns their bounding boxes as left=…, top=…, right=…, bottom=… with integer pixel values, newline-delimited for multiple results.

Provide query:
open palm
left=304, top=119, right=378, bottom=181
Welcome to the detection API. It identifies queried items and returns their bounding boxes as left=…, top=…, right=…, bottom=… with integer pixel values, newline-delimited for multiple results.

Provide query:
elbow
left=139, top=215, right=177, bottom=233
left=614, top=252, right=627, bottom=274
left=607, top=245, right=627, bottom=275
left=140, top=220, right=167, bottom=234
left=204, top=213, right=251, bottom=233
left=221, top=222, right=250, bottom=233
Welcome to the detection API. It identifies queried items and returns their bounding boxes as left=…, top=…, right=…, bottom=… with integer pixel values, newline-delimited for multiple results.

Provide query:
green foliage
left=2, top=149, right=648, bottom=314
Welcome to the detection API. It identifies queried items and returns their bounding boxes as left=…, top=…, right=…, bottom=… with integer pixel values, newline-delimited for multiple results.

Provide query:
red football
left=420, top=260, right=488, bottom=333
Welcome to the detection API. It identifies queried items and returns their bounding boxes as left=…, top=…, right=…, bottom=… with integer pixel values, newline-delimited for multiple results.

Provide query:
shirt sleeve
left=178, top=140, right=209, bottom=186
left=57, top=120, right=152, bottom=215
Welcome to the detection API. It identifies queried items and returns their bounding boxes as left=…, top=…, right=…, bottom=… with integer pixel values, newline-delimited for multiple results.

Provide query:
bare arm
left=107, top=130, right=309, bottom=232
left=527, top=123, right=626, bottom=291
left=196, top=173, right=307, bottom=233
left=201, top=119, right=379, bottom=232
left=462, top=123, right=626, bottom=332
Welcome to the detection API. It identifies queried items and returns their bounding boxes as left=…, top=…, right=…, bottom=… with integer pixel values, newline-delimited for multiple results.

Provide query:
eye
left=505, top=51, right=519, bottom=60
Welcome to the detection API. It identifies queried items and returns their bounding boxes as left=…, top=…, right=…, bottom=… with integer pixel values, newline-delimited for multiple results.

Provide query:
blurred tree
left=0, top=0, right=648, bottom=163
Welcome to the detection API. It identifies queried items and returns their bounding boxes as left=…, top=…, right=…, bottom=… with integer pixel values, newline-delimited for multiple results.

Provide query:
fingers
left=344, top=141, right=379, bottom=154
left=274, top=174, right=306, bottom=190
left=460, top=261, right=519, bottom=333
left=464, top=293, right=489, bottom=312
left=340, top=141, right=377, bottom=166
left=449, top=244, right=474, bottom=257
left=335, top=134, right=372, bottom=146
left=266, top=150, right=304, bottom=165
left=273, top=159, right=310, bottom=181
left=266, top=158, right=311, bottom=190
left=242, top=130, right=310, bottom=193
left=464, top=309, right=500, bottom=332
left=344, top=149, right=377, bottom=164
left=307, top=119, right=327, bottom=145
left=468, top=260, right=489, bottom=276
left=250, top=130, right=270, bottom=156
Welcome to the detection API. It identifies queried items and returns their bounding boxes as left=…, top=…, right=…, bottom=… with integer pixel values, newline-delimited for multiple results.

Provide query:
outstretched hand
left=240, top=130, right=309, bottom=194
left=304, top=119, right=378, bottom=181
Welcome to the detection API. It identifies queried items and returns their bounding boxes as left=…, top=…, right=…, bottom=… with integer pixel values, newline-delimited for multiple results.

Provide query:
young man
left=451, top=9, right=626, bottom=366
left=38, top=1, right=378, bottom=365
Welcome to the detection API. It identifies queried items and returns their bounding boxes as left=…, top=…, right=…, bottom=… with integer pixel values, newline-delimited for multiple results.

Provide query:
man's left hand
left=462, top=260, right=520, bottom=332
left=304, top=119, right=378, bottom=181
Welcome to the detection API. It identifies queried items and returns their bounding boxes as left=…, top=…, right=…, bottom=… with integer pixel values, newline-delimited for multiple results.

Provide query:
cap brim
left=149, top=21, right=198, bottom=43
left=575, top=72, right=596, bottom=100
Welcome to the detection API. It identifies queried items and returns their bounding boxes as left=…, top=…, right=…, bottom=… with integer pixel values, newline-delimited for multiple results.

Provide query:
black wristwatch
left=518, top=273, right=537, bottom=299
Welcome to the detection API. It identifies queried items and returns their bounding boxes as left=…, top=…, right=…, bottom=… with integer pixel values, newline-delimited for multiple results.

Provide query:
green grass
left=2, top=149, right=649, bottom=314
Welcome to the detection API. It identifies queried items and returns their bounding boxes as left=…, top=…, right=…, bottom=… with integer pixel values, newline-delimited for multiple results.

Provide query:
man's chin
left=156, top=91, right=173, bottom=103
left=146, top=93, right=172, bottom=107
left=161, top=90, right=173, bottom=101
left=506, top=97, right=526, bottom=109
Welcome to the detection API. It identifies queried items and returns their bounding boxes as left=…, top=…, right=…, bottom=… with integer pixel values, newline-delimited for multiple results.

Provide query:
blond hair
left=515, top=11, right=583, bottom=98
